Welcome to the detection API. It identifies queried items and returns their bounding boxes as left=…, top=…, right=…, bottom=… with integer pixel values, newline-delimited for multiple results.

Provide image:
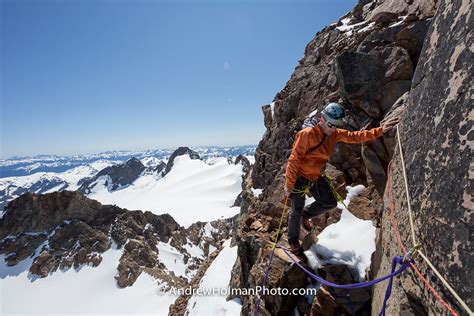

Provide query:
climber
left=285, top=102, right=399, bottom=254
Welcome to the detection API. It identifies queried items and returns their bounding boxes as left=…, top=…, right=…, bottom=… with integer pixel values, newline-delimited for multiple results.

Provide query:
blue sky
left=1, top=0, right=356, bottom=158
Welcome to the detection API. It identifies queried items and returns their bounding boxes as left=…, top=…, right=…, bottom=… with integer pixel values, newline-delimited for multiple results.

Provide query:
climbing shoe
left=289, top=239, right=303, bottom=255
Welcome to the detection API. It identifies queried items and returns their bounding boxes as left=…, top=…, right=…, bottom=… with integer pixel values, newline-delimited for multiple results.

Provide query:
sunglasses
left=327, top=122, right=337, bottom=129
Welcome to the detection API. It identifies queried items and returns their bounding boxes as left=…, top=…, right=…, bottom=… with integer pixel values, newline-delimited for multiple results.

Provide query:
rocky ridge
left=0, top=191, right=234, bottom=290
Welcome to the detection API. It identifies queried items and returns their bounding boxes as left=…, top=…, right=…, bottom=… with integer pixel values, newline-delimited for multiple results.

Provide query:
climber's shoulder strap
left=306, top=134, right=327, bottom=155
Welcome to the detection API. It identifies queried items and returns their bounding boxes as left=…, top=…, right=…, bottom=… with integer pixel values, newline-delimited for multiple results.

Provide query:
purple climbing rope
left=276, top=245, right=411, bottom=316
left=379, top=255, right=405, bottom=316
left=277, top=245, right=410, bottom=289
left=254, top=245, right=411, bottom=315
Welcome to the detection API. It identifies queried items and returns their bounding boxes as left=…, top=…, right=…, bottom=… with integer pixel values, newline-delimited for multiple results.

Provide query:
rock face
left=0, top=191, right=234, bottom=291
left=251, top=3, right=433, bottom=205
left=365, top=0, right=437, bottom=20
left=229, top=0, right=471, bottom=314
left=162, top=147, right=201, bottom=177
left=79, top=158, right=146, bottom=193
left=147, top=161, right=166, bottom=175
left=372, top=0, right=473, bottom=314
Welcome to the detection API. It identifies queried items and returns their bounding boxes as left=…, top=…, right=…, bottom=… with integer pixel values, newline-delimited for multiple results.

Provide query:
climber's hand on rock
left=382, top=117, right=400, bottom=133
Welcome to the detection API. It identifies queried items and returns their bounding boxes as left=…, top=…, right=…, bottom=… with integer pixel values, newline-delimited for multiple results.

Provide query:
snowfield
left=0, top=243, right=177, bottom=315
left=88, top=156, right=243, bottom=227
left=186, top=239, right=242, bottom=315
left=305, top=185, right=376, bottom=279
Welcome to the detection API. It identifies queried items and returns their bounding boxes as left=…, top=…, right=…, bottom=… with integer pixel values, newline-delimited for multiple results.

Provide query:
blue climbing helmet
left=321, top=103, right=345, bottom=127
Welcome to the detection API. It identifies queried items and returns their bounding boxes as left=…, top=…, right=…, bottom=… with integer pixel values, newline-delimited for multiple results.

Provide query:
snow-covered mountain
left=88, top=154, right=244, bottom=227
left=0, top=146, right=256, bottom=212
left=0, top=160, right=117, bottom=211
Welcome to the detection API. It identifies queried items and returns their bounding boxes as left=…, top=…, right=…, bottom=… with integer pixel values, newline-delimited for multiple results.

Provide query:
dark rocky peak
left=79, top=157, right=145, bottom=193
left=0, top=191, right=125, bottom=239
left=235, top=155, right=251, bottom=174
left=97, top=157, right=145, bottom=187
left=162, top=147, right=201, bottom=177
left=124, top=157, right=143, bottom=168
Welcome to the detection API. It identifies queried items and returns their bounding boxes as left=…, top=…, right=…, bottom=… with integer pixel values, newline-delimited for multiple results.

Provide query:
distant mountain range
left=0, top=145, right=256, bottom=178
left=0, top=145, right=255, bottom=212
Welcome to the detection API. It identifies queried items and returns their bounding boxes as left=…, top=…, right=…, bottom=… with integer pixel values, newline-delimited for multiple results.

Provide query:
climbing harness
left=291, top=175, right=344, bottom=209
left=290, top=177, right=315, bottom=197
left=324, top=174, right=348, bottom=209
left=291, top=184, right=312, bottom=197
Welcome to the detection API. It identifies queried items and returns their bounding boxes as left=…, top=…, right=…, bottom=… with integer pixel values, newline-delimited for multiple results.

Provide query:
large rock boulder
left=335, top=51, right=385, bottom=102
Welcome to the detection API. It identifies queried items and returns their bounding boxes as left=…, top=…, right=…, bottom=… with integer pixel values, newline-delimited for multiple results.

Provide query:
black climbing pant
left=288, top=176, right=337, bottom=243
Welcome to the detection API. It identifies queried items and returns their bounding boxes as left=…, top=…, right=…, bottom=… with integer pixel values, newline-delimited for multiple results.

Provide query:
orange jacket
left=285, top=125, right=383, bottom=190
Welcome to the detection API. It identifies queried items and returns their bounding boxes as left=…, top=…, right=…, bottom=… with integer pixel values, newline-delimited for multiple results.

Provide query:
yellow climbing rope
left=272, top=196, right=289, bottom=250
left=324, top=174, right=348, bottom=209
